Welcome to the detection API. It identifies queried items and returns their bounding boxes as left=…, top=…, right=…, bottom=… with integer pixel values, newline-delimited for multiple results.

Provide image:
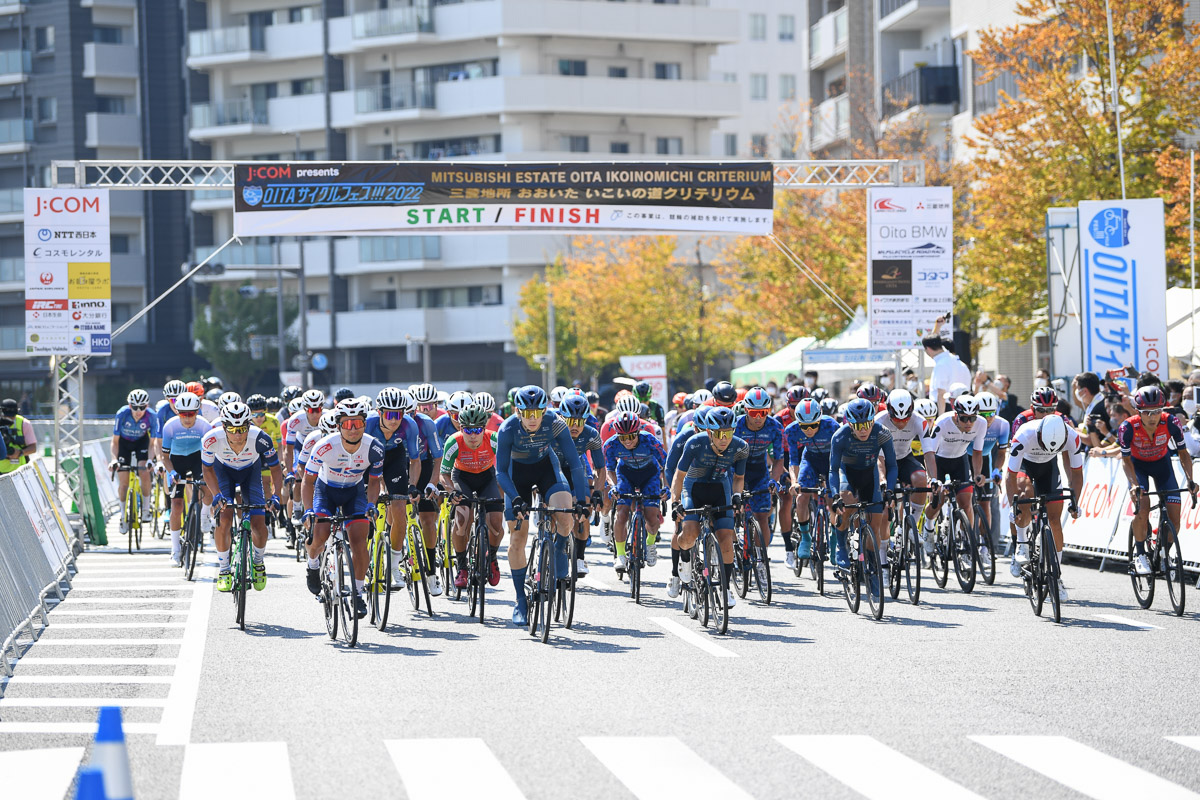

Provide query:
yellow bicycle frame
left=405, top=502, right=424, bottom=580
left=126, top=467, right=142, bottom=533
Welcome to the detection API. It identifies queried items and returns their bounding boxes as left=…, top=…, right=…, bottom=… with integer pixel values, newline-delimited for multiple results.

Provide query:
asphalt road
left=4, top=521, right=1200, bottom=800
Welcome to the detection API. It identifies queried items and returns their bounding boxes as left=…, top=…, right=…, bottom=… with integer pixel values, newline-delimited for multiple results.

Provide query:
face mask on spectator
left=906, top=379, right=919, bottom=393
left=1035, top=378, right=1049, bottom=388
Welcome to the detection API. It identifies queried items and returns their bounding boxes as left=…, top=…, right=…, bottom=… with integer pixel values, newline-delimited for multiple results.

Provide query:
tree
left=193, top=282, right=298, bottom=393
left=959, top=0, right=1200, bottom=339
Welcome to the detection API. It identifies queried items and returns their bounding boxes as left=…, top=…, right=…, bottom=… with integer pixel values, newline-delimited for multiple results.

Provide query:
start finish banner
left=233, top=161, right=774, bottom=237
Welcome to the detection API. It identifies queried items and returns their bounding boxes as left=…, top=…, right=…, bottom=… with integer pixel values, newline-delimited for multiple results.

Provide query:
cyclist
left=333, top=387, right=354, bottom=405
left=412, top=383, right=442, bottom=420
left=111, top=389, right=159, bottom=530
left=632, top=380, right=667, bottom=429
left=875, top=388, right=935, bottom=549
left=549, top=385, right=569, bottom=410
left=920, top=394, right=988, bottom=555
left=473, top=391, right=505, bottom=432
left=500, top=388, right=517, bottom=419
left=302, top=398, right=384, bottom=619
left=969, top=391, right=1009, bottom=541
left=777, top=385, right=809, bottom=429
left=828, top=398, right=897, bottom=585
left=408, top=384, right=446, bottom=596
left=555, top=393, right=606, bottom=576
left=157, top=379, right=185, bottom=430
left=785, top=398, right=837, bottom=566
left=160, top=392, right=212, bottom=566
left=201, top=402, right=283, bottom=593
left=365, top=387, right=422, bottom=586
left=857, top=382, right=886, bottom=411
left=1011, top=386, right=1061, bottom=436
left=295, top=411, right=339, bottom=515
left=733, top=387, right=785, bottom=554
left=665, top=392, right=688, bottom=439
left=440, top=404, right=505, bottom=589
left=185, top=381, right=219, bottom=423
left=819, top=397, right=840, bottom=420
left=1005, top=414, right=1083, bottom=600
left=495, top=385, right=588, bottom=626
left=604, top=410, right=668, bottom=572
left=1119, top=386, right=1197, bottom=576
left=600, top=394, right=650, bottom=444
left=283, top=389, right=325, bottom=470
left=278, top=386, right=302, bottom=427
left=711, top=380, right=738, bottom=409
left=586, top=390, right=605, bottom=424
left=247, top=394, right=279, bottom=500
left=914, top=397, right=939, bottom=430
left=675, top=389, right=712, bottom=433
left=668, top=406, right=748, bottom=607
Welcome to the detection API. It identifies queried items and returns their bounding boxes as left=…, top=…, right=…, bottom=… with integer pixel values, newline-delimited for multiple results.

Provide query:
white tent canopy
left=1166, top=287, right=1200, bottom=371
left=801, top=307, right=901, bottom=383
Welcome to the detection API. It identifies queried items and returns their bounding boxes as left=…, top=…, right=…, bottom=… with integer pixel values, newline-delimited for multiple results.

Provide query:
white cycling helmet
left=692, top=389, right=714, bottom=406
left=301, top=389, right=325, bottom=410
left=446, top=390, right=474, bottom=415
left=318, top=410, right=338, bottom=435
left=127, top=389, right=150, bottom=407
left=411, top=383, right=438, bottom=404
left=163, top=380, right=186, bottom=399
left=952, top=394, right=979, bottom=416
left=288, top=398, right=304, bottom=416
left=976, top=391, right=1000, bottom=416
left=550, top=386, right=568, bottom=405
left=615, top=395, right=641, bottom=415
left=473, top=391, right=496, bottom=413
left=220, top=401, right=252, bottom=428
left=377, top=387, right=404, bottom=410
left=217, top=391, right=243, bottom=409
left=1036, top=414, right=1068, bottom=452
left=174, top=393, right=201, bottom=413
left=914, top=397, right=938, bottom=421
left=947, top=382, right=969, bottom=400
left=336, top=397, right=370, bottom=419
left=886, top=389, right=914, bottom=419
left=356, top=395, right=374, bottom=411
left=398, top=389, right=417, bottom=413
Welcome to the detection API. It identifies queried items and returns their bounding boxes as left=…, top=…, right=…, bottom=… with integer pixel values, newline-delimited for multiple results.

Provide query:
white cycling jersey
left=285, top=410, right=319, bottom=447
left=1006, top=424, right=1084, bottom=472
left=200, top=425, right=278, bottom=471
left=305, top=432, right=385, bottom=487
left=922, top=412, right=987, bottom=459
left=297, top=427, right=324, bottom=468
left=199, top=399, right=220, bottom=424
left=874, top=411, right=925, bottom=460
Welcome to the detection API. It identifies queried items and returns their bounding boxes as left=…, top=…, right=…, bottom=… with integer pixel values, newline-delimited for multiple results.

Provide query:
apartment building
left=805, top=0, right=874, bottom=157
left=184, top=0, right=741, bottom=392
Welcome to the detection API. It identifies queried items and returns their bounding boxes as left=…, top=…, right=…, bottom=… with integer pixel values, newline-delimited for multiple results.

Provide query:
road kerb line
left=648, top=616, right=737, bottom=658
left=1092, top=614, right=1162, bottom=630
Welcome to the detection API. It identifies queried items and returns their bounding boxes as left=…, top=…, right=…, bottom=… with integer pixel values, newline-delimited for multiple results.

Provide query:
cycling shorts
left=615, top=468, right=661, bottom=507
left=1132, top=457, right=1181, bottom=504
left=416, top=457, right=437, bottom=512
left=212, top=462, right=266, bottom=517
left=796, top=461, right=823, bottom=490
left=116, top=436, right=150, bottom=468
left=838, top=465, right=883, bottom=514
left=681, top=480, right=733, bottom=530
left=382, top=446, right=410, bottom=496
left=313, top=479, right=370, bottom=520
left=743, top=470, right=773, bottom=513
left=1021, top=458, right=1061, bottom=497
left=503, top=457, right=569, bottom=521
left=452, top=467, right=504, bottom=514
left=935, top=454, right=972, bottom=490
left=896, top=454, right=926, bottom=486
left=168, top=452, right=202, bottom=500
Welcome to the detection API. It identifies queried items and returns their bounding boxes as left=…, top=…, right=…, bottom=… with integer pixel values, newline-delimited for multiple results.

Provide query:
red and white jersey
left=305, top=432, right=385, bottom=487
left=922, top=412, right=987, bottom=459
left=201, top=425, right=278, bottom=471
left=1006, top=424, right=1084, bottom=472
left=285, top=410, right=319, bottom=447
left=599, top=416, right=662, bottom=445
left=297, top=428, right=325, bottom=468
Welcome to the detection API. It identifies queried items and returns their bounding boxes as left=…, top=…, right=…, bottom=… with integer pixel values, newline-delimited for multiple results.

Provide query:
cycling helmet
left=507, top=388, right=518, bottom=404
left=205, top=389, right=222, bottom=402
left=220, top=401, right=251, bottom=427
left=811, top=387, right=829, bottom=402
left=281, top=385, right=302, bottom=403
left=397, top=390, right=417, bottom=413
left=265, top=396, right=282, bottom=413
left=217, top=391, right=243, bottom=409
left=692, top=389, right=714, bottom=406
left=377, top=387, right=404, bottom=410
left=615, top=395, right=641, bottom=415
left=1133, top=385, right=1166, bottom=410
left=886, top=389, right=914, bottom=420
left=638, top=402, right=650, bottom=419
left=733, top=401, right=746, bottom=418
left=301, top=389, right=325, bottom=410
left=707, top=406, right=736, bottom=430
left=1036, top=414, right=1068, bottom=452
left=126, top=389, right=149, bottom=407
left=857, top=382, right=884, bottom=405
left=561, top=394, right=590, bottom=419
left=288, top=398, right=304, bottom=416
left=692, top=406, right=713, bottom=430
left=459, top=406, right=490, bottom=428
left=795, top=398, right=823, bottom=425
left=585, top=391, right=599, bottom=405
left=743, top=387, right=772, bottom=410
left=473, top=392, right=496, bottom=413
left=672, top=392, right=688, bottom=408
left=1031, top=386, right=1059, bottom=409
left=186, top=381, right=205, bottom=398
left=336, top=397, right=370, bottom=419
left=844, top=398, right=876, bottom=425
left=946, top=382, right=969, bottom=400
left=683, top=394, right=697, bottom=411
left=613, top=410, right=642, bottom=436
left=446, top=391, right=475, bottom=415
left=411, top=383, right=438, bottom=405
left=711, top=381, right=737, bottom=407
left=614, top=389, right=633, bottom=404
left=436, top=390, right=450, bottom=407
left=513, top=385, right=548, bottom=411
left=952, top=394, right=979, bottom=416
left=566, top=387, right=585, bottom=398
left=549, top=386, right=568, bottom=405
left=246, top=394, right=267, bottom=412
left=318, top=410, right=338, bottom=435
left=976, top=392, right=1000, bottom=416
left=633, top=380, right=653, bottom=401
left=820, top=397, right=840, bottom=417
left=334, top=387, right=354, bottom=403
left=174, top=393, right=201, bottom=413
left=785, top=386, right=809, bottom=407
left=356, top=395, right=374, bottom=411
left=163, top=380, right=186, bottom=399
left=205, top=376, right=224, bottom=390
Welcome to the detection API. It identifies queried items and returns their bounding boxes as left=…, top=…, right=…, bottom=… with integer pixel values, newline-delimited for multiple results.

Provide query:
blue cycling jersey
left=434, top=414, right=457, bottom=444
left=677, top=433, right=749, bottom=492
left=554, top=424, right=603, bottom=479
left=363, top=412, right=420, bottom=455
left=155, top=399, right=176, bottom=432
left=784, top=417, right=838, bottom=472
left=971, top=416, right=1010, bottom=457
left=495, top=411, right=587, bottom=501
left=161, top=416, right=212, bottom=457
left=828, top=422, right=898, bottom=490
left=113, top=406, right=160, bottom=441
left=603, top=431, right=667, bottom=477
left=413, top=412, right=443, bottom=460
left=733, top=416, right=783, bottom=475
left=666, top=425, right=698, bottom=477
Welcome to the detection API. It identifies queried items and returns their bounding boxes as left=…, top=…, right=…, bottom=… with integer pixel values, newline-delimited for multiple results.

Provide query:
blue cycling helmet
left=795, top=398, right=822, bottom=425
left=844, top=397, right=876, bottom=425
left=692, top=406, right=712, bottom=430
left=743, top=387, right=772, bottom=410
left=560, top=394, right=590, bottom=419
left=514, top=385, right=548, bottom=411
left=707, top=406, right=736, bottom=430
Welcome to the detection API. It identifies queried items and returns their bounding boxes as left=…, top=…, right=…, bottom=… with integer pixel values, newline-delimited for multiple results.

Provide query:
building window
left=565, top=135, right=589, bottom=153
left=399, top=285, right=503, bottom=309
left=111, top=234, right=131, bottom=254
left=34, top=26, right=54, bottom=53
left=656, top=137, right=682, bottom=155
left=653, top=62, right=681, bottom=80
left=779, top=14, right=795, bottom=41
left=779, top=74, right=796, bottom=101
left=749, top=13, right=766, bottom=41
left=93, top=26, right=123, bottom=44
left=36, top=97, right=56, bottom=123
left=96, top=96, right=127, bottom=114
left=751, top=134, right=768, bottom=158
left=558, top=59, right=586, bottom=77
left=721, top=72, right=737, bottom=83
left=610, top=141, right=630, bottom=154
left=290, top=78, right=323, bottom=95
left=750, top=74, right=767, bottom=101
left=359, top=236, right=441, bottom=262
left=608, top=66, right=627, bottom=79
left=723, top=133, right=737, bottom=157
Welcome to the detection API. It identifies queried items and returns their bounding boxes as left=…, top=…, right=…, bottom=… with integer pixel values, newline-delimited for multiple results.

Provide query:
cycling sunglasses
left=252, top=411, right=266, bottom=418
left=462, top=426, right=485, bottom=435
left=381, top=409, right=403, bottom=421
left=225, top=424, right=249, bottom=435
left=746, top=408, right=769, bottom=418
left=517, top=408, right=545, bottom=419
left=956, top=413, right=978, bottom=424
left=340, top=418, right=365, bottom=431
left=712, top=429, right=734, bottom=440
left=799, top=422, right=820, bottom=432
left=850, top=421, right=873, bottom=431
left=618, top=433, right=640, bottom=443
left=178, top=411, right=197, bottom=419
left=130, top=404, right=148, bottom=411
left=979, top=410, right=996, bottom=420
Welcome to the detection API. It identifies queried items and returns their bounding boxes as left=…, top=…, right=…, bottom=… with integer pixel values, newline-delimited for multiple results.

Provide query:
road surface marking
left=16, top=657, right=178, bottom=665
left=971, top=736, right=1200, bottom=800
left=33, top=638, right=184, bottom=646
left=582, top=736, right=751, bottom=800
left=0, top=722, right=159, bottom=734
left=74, top=569, right=181, bottom=575
left=385, top=738, right=526, bottom=800
left=73, top=576, right=183, bottom=583
left=156, top=576, right=214, bottom=746
left=648, top=616, right=737, bottom=658
left=1167, top=737, right=1200, bottom=752
left=46, top=622, right=188, bottom=629
left=0, top=697, right=167, bottom=708
left=49, top=610, right=190, bottom=616
left=0, top=747, right=84, bottom=800
left=580, top=573, right=612, bottom=591
left=68, top=586, right=195, bottom=592
left=57, top=597, right=192, bottom=604
left=180, top=742, right=295, bottom=800
left=4, top=675, right=174, bottom=684
left=776, top=735, right=985, bottom=799
left=1092, top=614, right=1162, bottom=629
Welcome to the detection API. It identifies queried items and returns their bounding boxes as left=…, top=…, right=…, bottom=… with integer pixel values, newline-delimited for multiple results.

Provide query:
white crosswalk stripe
left=180, top=742, right=296, bottom=800
left=581, top=736, right=752, bottom=800
left=0, top=747, right=85, bottom=800
left=385, top=738, right=527, bottom=800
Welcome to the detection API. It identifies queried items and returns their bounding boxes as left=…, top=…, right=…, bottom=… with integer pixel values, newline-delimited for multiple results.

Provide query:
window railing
left=191, top=99, right=269, bottom=129
left=0, top=258, right=22, bottom=283
left=974, top=69, right=1020, bottom=115
left=0, top=50, right=30, bottom=75
left=355, top=83, right=435, bottom=113
left=358, top=236, right=441, bottom=263
left=881, top=65, right=959, bottom=118
left=188, top=26, right=266, bottom=58
left=879, top=0, right=912, bottom=18
left=352, top=4, right=434, bottom=38
left=195, top=241, right=276, bottom=266
left=0, top=118, right=32, bottom=144
left=0, top=188, right=21, bottom=213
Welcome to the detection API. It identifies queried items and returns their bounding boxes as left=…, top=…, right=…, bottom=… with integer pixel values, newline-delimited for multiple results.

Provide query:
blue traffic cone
left=74, top=767, right=108, bottom=800
left=90, top=706, right=133, bottom=800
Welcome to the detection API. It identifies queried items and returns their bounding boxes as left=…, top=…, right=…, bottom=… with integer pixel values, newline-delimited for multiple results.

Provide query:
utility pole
left=546, top=287, right=557, bottom=390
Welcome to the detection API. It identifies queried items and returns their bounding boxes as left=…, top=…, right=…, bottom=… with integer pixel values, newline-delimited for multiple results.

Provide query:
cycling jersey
left=873, top=411, right=925, bottom=461
left=161, top=415, right=212, bottom=457
left=113, top=405, right=160, bottom=441
left=258, top=414, right=283, bottom=452
left=155, top=398, right=176, bottom=431
left=971, top=416, right=1010, bottom=457
left=733, top=415, right=783, bottom=476
left=297, top=428, right=325, bottom=469
left=284, top=410, right=321, bottom=448
left=776, top=407, right=796, bottom=428
left=363, top=412, right=420, bottom=454
left=1010, top=408, right=1069, bottom=438
left=558, top=424, right=603, bottom=479
left=199, top=399, right=220, bottom=424
left=486, top=412, right=504, bottom=433
left=922, top=412, right=988, bottom=459
left=441, top=430, right=499, bottom=474
left=305, top=432, right=384, bottom=487
left=1117, top=415, right=1186, bottom=462
left=677, top=433, right=749, bottom=489
left=603, top=431, right=667, bottom=477
left=201, top=426, right=279, bottom=471
left=1006, top=424, right=1084, bottom=472
left=828, top=423, right=898, bottom=490
left=784, top=417, right=838, bottom=474
left=413, top=412, right=443, bottom=460
left=434, top=414, right=458, bottom=443
left=666, top=425, right=699, bottom=477
left=495, top=411, right=587, bottom=503
left=599, top=416, right=662, bottom=445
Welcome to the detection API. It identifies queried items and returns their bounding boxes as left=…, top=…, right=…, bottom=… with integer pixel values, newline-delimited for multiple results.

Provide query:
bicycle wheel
left=234, top=532, right=248, bottom=631
left=1163, top=521, right=1185, bottom=616
left=322, top=548, right=338, bottom=641
left=952, top=509, right=976, bottom=593
left=525, top=538, right=541, bottom=637
left=337, top=538, right=359, bottom=647
left=1043, top=524, right=1061, bottom=624
left=975, top=504, right=996, bottom=586
left=1028, top=525, right=1046, bottom=617
left=440, top=513, right=456, bottom=601
left=372, top=533, right=392, bottom=632
left=861, top=523, right=884, bottom=621
left=415, top=531, right=434, bottom=618
left=694, top=545, right=709, bottom=627
left=403, top=525, right=421, bottom=611
left=930, top=515, right=949, bottom=589
left=564, top=533, right=578, bottom=629
left=841, top=527, right=861, bottom=614
left=184, top=503, right=201, bottom=581
left=539, top=537, right=554, bottom=643
left=629, top=513, right=643, bottom=603
left=810, top=506, right=825, bottom=596
left=707, top=536, right=728, bottom=635
left=125, top=487, right=136, bottom=554
left=903, top=512, right=921, bottom=605
left=748, top=517, right=772, bottom=604
left=1128, top=523, right=1155, bottom=609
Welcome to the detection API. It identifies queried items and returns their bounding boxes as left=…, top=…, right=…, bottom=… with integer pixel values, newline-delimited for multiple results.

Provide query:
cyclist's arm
left=301, top=469, right=316, bottom=512
left=268, top=463, right=284, bottom=499
left=670, top=468, right=684, bottom=504
left=881, top=433, right=898, bottom=489
left=494, top=429, right=518, bottom=498
left=971, top=449, right=984, bottom=483
left=827, top=433, right=843, bottom=493
left=1065, top=453, right=1084, bottom=498
left=163, top=450, right=176, bottom=475
left=367, top=474, right=381, bottom=506
left=202, top=463, right=220, bottom=501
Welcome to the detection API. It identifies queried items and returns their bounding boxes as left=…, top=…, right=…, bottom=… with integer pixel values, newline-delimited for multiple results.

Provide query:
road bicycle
left=614, top=490, right=655, bottom=604
left=832, top=498, right=885, bottom=620
left=437, top=495, right=455, bottom=600
left=151, top=469, right=167, bottom=540
left=1014, top=491, right=1073, bottom=624
left=176, top=476, right=206, bottom=582
left=111, top=463, right=144, bottom=553
left=224, top=501, right=268, bottom=632
left=732, top=486, right=773, bottom=605
left=366, top=494, right=399, bottom=632
left=282, top=474, right=303, bottom=561
left=450, top=491, right=494, bottom=623
left=319, top=513, right=360, bottom=647
left=522, top=498, right=581, bottom=643
left=972, top=478, right=998, bottom=586
left=1128, top=489, right=1189, bottom=616
left=680, top=503, right=732, bottom=635
left=928, top=480, right=977, bottom=594
left=887, top=486, right=928, bottom=605
left=399, top=494, right=434, bottom=616
left=795, top=486, right=829, bottom=595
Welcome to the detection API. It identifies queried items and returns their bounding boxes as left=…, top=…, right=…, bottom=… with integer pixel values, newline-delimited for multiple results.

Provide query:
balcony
left=85, top=112, right=141, bottom=149
left=194, top=241, right=276, bottom=268
left=189, top=99, right=269, bottom=139
left=0, top=0, right=23, bottom=16
left=809, top=7, right=847, bottom=71
left=810, top=94, right=849, bottom=151
left=355, top=83, right=436, bottom=114
left=881, top=65, right=958, bottom=119
left=0, top=118, right=32, bottom=154
left=879, top=0, right=950, bottom=32
left=187, top=26, right=266, bottom=67
left=266, top=93, right=327, bottom=133
left=0, top=187, right=22, bottom=222
left=305, top=305, right=513, bottom=350
left=83, top=43, right=139, bottom=79
left=352, top=5, right=434, bottom=39
left=0, top=50, right=30, bottom=86
left=0, top=257, right=22, bottom=287
left=0, top=326, right=22, bottom=355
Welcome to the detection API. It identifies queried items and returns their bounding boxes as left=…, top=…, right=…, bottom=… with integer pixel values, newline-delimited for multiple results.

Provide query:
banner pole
left=1190, top=149, right=1195, bottom=369
left=1104, top=0, right=1127, bottom=200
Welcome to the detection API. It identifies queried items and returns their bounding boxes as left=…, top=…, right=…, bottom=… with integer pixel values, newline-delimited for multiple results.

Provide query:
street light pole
left=276, top=271, right=285, bottom=380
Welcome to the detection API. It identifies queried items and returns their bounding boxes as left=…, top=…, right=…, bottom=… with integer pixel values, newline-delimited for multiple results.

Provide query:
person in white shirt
left=923, top=335, right=972, bottom=415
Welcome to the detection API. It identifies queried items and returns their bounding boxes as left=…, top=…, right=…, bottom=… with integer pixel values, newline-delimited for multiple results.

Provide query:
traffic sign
left=311, top=352, right=328, bottom=371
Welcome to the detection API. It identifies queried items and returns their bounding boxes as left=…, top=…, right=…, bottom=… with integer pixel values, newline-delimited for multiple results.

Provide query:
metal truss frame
left=50, top=356, right=86, bottom=524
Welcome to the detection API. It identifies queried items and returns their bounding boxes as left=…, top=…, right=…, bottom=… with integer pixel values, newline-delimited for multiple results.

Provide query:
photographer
left=0, top=398, right=37, bottom=474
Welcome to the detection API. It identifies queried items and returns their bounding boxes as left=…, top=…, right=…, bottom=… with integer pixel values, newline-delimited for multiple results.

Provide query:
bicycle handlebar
left=1014, top=490, right=1075, bottom=506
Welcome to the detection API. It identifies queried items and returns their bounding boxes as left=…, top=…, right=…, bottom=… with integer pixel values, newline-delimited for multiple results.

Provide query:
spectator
left=993, top=374, right=1022, bottom=424
left=1136, top=371, right=1161, bottom=389
left=1034, top=368, right=1051, bottom=388
left=1188, top=368, right=1200, bottom=387
left=1055, top=399, right=1076, bottom=426
left=784, top=372, right=799, bottom=388
left=0, top=398, right=36, bottom=474
left=803, top=370, right=818, bottom=390
left=878, top=368, right=895, bottom=390
left=1165, top=379, right=1185, bottom=407
left=903, top=367, right=920, bottom=396
left=923, top=334, right=972, bottom=414
left=1073, top=372, right=1109, bottom=446
left=1092, top=400, right=1131, bottom=456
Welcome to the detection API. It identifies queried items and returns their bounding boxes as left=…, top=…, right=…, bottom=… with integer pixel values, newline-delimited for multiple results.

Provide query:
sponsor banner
left=234, top=162, right=774, bottom=237
left=23, top=189, right=111, bottom=355
left=1078, top=199, right=1168, bottom=375
left=619, top=354, right=668, bottom=408
left=865, top=187, right=954, bottom=350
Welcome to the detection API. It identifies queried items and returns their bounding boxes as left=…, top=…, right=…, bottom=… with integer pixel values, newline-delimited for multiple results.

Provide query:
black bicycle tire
left=415, top=528, right=434, bottom=617
left=338, top=537, right=359, bottom=647
left=952, top=508, right=976, bottom=593
left=126, top=487, right=135, bottom=554
left=1164, top=519, right=1185, bottom=616
left=630, top=512, right=643, bottom=602
left=1030, top=521, right=1046, bottom=616
left=403, top=524, right=420, bottom=612
left=861, top=522, right=884, bottom=620
left=888, top=513, right=902, bottom=601
left=695, top=542, right=709, bottom=627
left=1043, top=523, right=1060, bottom=623
left=184, top=500, right=200, bottom=581
left=565, top=532, right=578, bottom=628
left=526, top=538, right=541, bottom=637
left=904, top=512, right=921, bottom=605
left=235, top=530, right=248, bottom=631
left=323, top=547, right=338, bottom=641
left=930, top=514, right=949, bottom=589
left=749, top=517, right=771, bottom=604
left=841, top=523, right=860, bottom=614
left=708, top=534, right=728, bottom=635
left=376, top=533, right=393, bottom=632
left=1128, top=522, right=1155, bottom=609
left=814, top=507, right=825, bottom=596
left=539, top=536, right=554, bottom=643
left=975, top=503, right=996, bottom=585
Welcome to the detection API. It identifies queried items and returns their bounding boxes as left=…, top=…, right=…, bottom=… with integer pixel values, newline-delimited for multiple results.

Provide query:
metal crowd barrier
left=0, top=460, right=77, bottom=679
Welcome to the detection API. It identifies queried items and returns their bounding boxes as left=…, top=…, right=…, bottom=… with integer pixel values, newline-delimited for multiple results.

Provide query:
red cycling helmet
left=1030, top=386, right=1059, bottom=410
left=785, top=385, right=809, bottom=407
left=672, top=391, right=688, bottom=409
left=1133, top=385, right=1166, bottom=411
left=613, top=411, right=642, bottom=436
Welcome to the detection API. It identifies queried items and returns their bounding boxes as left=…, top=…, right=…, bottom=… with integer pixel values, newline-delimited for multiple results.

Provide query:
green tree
left=193, top=282, right=298, bottom=393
